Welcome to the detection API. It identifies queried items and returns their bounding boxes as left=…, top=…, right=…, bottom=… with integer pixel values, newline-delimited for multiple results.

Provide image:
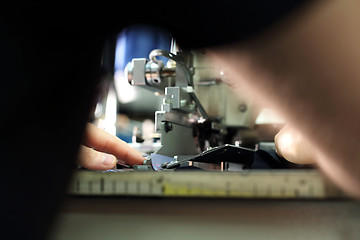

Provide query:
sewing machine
left=126, top=47, right=256, bottom=149
left=123, top=40, right=302, bottom=171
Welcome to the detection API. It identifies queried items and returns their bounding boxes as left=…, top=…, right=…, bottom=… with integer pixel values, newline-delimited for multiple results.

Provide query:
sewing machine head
left=124, top=40, right=260, bottom=158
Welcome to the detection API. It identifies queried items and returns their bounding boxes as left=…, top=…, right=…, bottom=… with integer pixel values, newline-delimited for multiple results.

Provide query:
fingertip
left=127, top=151, right=146, bottom=166
left=102, top=153, right=117, bottom=168
left=78, top=146, right=117, bottom=170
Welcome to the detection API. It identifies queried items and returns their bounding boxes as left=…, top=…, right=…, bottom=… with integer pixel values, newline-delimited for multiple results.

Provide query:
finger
left=274, top=125, right=317, bottom=164
left=77, top=145, right=117, bottom=170
left=84, top=123, right=144, bottom=166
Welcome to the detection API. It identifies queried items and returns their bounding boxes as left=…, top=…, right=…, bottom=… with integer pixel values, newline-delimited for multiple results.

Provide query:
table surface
left=49, top=196, right=360, bottom=240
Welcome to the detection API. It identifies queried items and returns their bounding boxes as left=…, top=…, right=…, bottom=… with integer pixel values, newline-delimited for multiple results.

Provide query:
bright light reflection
left=114, top=70, right=138, bottom=104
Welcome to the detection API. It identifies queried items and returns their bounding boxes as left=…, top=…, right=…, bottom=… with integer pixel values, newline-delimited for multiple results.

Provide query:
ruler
left=68, top=170, right=344, bottom=199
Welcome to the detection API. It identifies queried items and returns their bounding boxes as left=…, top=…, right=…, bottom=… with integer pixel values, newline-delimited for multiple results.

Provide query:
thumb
left=274, top=125, right=317, bottom=165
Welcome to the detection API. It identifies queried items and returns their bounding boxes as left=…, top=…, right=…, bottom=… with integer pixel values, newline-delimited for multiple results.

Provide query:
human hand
left=77, top=123, right=144, bottom=170
left=207, top=0, right=360, bottom=198
left=274, top=125, right=318, bottom=165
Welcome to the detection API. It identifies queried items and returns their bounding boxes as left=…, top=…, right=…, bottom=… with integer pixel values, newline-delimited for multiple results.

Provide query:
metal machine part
left=125, top=44, right=260, bottom=159
left=125, top=57, right=174, bottom=93
left=161, top=145, right=255, bottom=170
left=191, top=51, right=260, bottom=128
left=124, top=46, right=308, bottom=172
left=145, top=144, right=309, bottom=172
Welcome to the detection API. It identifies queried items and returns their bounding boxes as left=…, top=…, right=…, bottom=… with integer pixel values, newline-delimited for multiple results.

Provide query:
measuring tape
left=68, top=170, right=344, bottom=199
